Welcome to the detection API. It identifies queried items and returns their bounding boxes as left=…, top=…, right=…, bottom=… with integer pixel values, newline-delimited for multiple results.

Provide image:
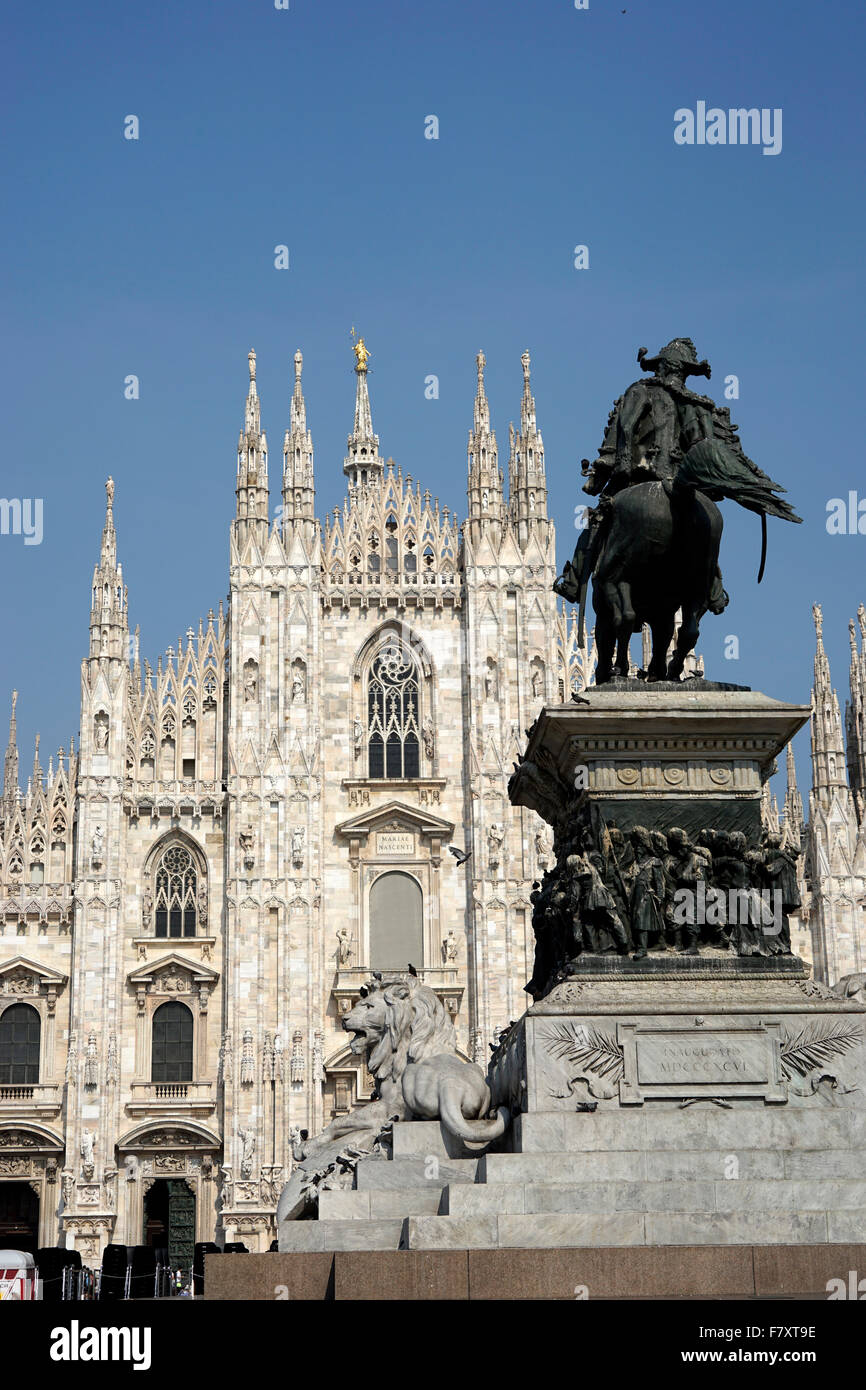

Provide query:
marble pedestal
left=509, top=682, right=810, bottom=840
left=278, top=959, right=866, bottom=1252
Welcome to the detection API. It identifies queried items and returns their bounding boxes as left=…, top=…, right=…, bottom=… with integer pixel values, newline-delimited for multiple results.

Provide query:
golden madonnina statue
left=353, top=336, right=370, bottom=371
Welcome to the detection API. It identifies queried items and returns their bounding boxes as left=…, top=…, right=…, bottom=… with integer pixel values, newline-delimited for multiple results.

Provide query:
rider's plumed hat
left=637, top=337, right=711, bottom=379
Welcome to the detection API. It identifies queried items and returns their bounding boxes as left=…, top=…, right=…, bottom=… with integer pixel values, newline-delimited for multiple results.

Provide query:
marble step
left=354, top=1156, right=478, bottom=1190
left=278, top=1218, right=405, bottom=1252
left=405, top=1208, right=865, bottom=1250
left=391, top=1122, right=476, bottom=1160
left=512, top=1108, right=866, bottom=1155
left=443, top=1178, right=866, bottom=1217
left=319, top=1186, right=445, bottom=1220
left=477, top=1147, right=866, bottom=1185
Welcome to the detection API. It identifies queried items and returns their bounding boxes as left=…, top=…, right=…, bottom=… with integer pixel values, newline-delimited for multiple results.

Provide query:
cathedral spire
left=234, top=348, right=270, bottom=549
left=474, top=349, right=491, bottom=435
left=508, top=349, right=550, bottom=550
left=810, top=602, right=848, bottom=810
left=466, top=350, right=504, bottom=547
left=344, top=333, right=383, bottom=485
left=783, top=740, right=805, bottom=846
left=845, top=606, right=866, bottom=817
left=88, top=478, right=129, bottom=663
left=2, top=690, right=19, bottom=820
left=282, top=350, right=316, bottom=545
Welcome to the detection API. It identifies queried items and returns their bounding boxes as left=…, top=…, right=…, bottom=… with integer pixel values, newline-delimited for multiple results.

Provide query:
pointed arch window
left=367, top=641, right=421, bottom=780
left=154, top=844, right=198, bottom=938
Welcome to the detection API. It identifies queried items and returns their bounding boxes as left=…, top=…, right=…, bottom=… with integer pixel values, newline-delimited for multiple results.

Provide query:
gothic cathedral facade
left=3, top=342, right=864, bottom=1265
left=0, top=343, right=589, bottom=1262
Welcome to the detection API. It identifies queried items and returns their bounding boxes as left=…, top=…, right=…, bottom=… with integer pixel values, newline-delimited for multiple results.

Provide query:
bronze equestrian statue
left=555, top=339, right=801, bottom=683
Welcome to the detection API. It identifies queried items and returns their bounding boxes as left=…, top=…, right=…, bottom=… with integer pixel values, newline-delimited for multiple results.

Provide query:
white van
left=0, top=1250, right=39, bottom=1300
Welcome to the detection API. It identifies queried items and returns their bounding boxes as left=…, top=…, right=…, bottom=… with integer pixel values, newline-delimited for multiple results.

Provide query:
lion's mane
left=366, top=979, right=458, bottom=1085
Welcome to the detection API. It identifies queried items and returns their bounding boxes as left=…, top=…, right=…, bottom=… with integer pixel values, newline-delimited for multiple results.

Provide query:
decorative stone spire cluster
left=235, top=349, right=270, bottom=549
left=282, top=350, right=316, bottom=545
left=466, top=351, right=504, bottom=547
left=845, top=603, right=866, bottom=813
left=508, top=350, right=550, bottom=550
left=810, top=603, right=849, bottom=808
left=344, top=335, right=383, bottom=486
left=88, top=477, right=129, bottom=663
left=783, top=741, right=805, bottom=847
left=467, top=349, right=552, bottom=553
left=2, top=690, right=19, bottom=822
left=803, top=601, right=866, bottom=983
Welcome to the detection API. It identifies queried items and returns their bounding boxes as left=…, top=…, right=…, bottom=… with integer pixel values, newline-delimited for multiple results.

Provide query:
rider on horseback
left=555, top=338, right=801, bottom=680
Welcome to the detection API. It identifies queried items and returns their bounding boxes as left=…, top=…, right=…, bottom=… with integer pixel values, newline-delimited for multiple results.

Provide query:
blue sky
left=2, top=0, right=864, bottom=799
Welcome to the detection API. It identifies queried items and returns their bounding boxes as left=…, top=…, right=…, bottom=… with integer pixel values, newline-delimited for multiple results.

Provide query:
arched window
left=154, top=844, right=198, bottom=937
left=151, top=1001, right=193, bottom=1084
left=0, top=1003, right=41, bottom=1084
left=369, top=872, right=423, bottom=971
left=367, top=641, right=420, bottom=779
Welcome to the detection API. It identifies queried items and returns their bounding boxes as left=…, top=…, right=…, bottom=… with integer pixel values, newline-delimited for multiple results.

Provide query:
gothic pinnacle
left=474, top=350, right=491, bottom=435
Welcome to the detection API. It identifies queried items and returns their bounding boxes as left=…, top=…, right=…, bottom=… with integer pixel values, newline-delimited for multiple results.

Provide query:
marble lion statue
left=834, top=972, right=866, bottom=1004
left=277, top=973, right=509, bottom=1224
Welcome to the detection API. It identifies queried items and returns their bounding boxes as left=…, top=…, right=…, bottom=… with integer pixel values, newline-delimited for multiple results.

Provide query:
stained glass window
left=367, top=642, right=420, bottom=780
left=154, top=845, right=198, bottom=938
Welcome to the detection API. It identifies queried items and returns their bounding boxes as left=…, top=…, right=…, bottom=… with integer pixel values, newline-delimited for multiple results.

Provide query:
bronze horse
left=576, top=478, right=727, bottom=683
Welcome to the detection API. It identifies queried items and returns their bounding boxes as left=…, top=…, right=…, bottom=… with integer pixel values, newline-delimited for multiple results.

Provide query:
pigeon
left=571, top=692, right=591, bottom=706
left=407, top=963, right=419, bottom=977
left=449, top=846, right=472, bottom=866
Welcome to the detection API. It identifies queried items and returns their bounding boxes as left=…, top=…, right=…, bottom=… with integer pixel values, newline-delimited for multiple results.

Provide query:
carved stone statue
left=442, top=929, right=458, bottom=963
left=84, top=1032, right=98, bottom=1088
left=94, top=712, right=109, bottom=751
left=80, top=1129, right=95, bottom=1178
left=534, top=827, right=551, bottom=868
left=352, top=717, right=364, bottom=756
left=484, top=658, right=498, bottom=700
left=422, top=715, right=435, bottom=760
left=238, top=1126, right=256, bottom=1179
left=277, top=975, right=509, bottom=1226
left=90, top=825, right=104, bottom=868
left=239, top=825, right=255, bottom=870
left=555, top=338, right=802, bottom=682
left=243, top=659, right=258, bottom=703
left=291, top=665, right=306, bottom=703
left=487, top=822, right=504, bottom=869
left=291, top=826, right=305, bottom=867
left=336, top=927, right=352, bottom=966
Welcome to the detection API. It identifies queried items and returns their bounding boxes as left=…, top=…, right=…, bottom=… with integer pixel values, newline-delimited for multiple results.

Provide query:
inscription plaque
left=376, top=832, right=415, bottom=856
left=618, top=1021, right=786, bottom=1105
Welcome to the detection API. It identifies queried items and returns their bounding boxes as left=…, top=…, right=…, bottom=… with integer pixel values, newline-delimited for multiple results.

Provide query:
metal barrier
left=154, top=1263, right=193, bottom=1298
left=62, top=1266, right=100, bottom=1300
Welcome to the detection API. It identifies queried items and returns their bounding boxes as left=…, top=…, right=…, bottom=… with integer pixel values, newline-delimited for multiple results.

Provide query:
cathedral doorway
left=0, top=1181, right=39, bottom=1255
left=369, top=871, right=423, bottom=970
left=143, top=1179, right=196, bottom=1268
